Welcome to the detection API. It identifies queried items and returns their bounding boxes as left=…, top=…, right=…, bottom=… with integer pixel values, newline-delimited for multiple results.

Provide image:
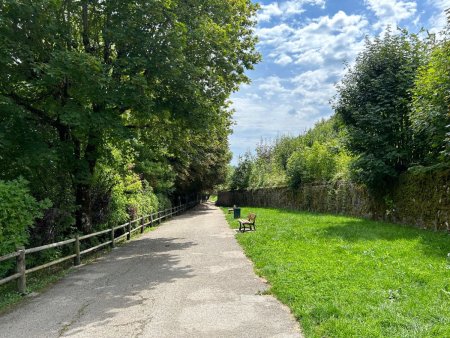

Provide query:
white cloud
left=274, top=54, right=294, bottom=65
left=258, top=11, right=368, bottom=67
left=258, top=0, right=326, bottom=22
left=427, top=0, right=449, bottom=33
left=230, top=92, right=325, bottom=161
left=257, top=23, right=294, bottom=45
left=258, top=3, right=283, bottom=22
left=229, top=1, right=450, bottom=164
left=258, top=76, right=288, bottom=96
left=365, top=0, right=417, bottom=30
left=228, top=10, right=370, bottom=164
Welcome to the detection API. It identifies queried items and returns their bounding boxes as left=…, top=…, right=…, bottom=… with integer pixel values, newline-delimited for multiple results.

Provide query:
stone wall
left=217, top=170, right=450, bottom=231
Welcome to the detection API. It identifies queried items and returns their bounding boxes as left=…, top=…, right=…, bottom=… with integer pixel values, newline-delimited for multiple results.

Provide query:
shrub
left=0, top=178, right=51, bottom=276
left=286, top=151, right=306, bottom=189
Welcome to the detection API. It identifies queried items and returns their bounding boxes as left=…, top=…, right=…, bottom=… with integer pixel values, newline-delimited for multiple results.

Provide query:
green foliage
left=93, top=143, right=161, bottom=227
left=223, top=207, right=450, bottom=338
left=286, top=151, right=306, bottom=189
left=0, top=0, right=259, bottom=236
left=0, top=179, right=51, bottom=275
left=228, top=117, right=353, bottom=191
left=248, top=140, right=287, bottom=189
left=215, top=165, right=235, bottom=192
left=286, top=143, right=337, bottom=188
left=230, top=152, right=254, bottom=190
left=0, top=265, right=69, bottom=311
left=412, top=32, right=450, bottom=163
left=273, top=136, right=300, bottom=171
left=335, top=29, right=426, bottom=190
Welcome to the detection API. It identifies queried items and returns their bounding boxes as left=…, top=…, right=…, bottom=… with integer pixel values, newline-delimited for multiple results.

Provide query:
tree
left=0, top=0, right=260, bottom=232
left=230, top=152, right=254, bottom=190
left=334, top=29, right=426, bottom=190
left=411, top=32, right=450, bottom=164
left=273, top=136, right=298, bottom=171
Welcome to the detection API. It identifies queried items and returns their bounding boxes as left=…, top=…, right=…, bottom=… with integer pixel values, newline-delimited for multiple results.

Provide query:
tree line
left=0, top=0, right=260, bottom=259
left=227, top=25, right=450, bottom=195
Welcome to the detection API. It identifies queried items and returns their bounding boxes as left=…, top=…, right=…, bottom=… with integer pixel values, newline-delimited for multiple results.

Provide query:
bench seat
left=238, top=213, right=256, bottom=232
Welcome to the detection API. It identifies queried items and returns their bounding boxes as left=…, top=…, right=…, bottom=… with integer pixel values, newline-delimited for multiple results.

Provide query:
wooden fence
left=0, top=200, right=199, bottom=294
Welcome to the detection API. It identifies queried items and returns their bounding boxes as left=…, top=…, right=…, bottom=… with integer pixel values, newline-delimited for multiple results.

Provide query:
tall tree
left=334, top=29, right=426, bottom=190
left=0, top=0, right=260, bottom=232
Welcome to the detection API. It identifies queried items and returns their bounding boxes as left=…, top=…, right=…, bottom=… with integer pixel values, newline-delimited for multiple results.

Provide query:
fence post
left=16, top=247, right=26, bottom=294
left=74, top=235, right=81, bottom=266
left=158, top=211, right=161, bottom=225
left=141, top=217, right=144, bottom=234
left=111, top=225, right=115, bottom=248
left=150, top=213, right=153, bottom=227
left=127, top=220, right=132, bottom=240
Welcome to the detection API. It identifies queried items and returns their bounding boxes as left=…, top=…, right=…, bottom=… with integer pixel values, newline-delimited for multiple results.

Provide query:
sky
left=229, top=0, right=449, bottom=165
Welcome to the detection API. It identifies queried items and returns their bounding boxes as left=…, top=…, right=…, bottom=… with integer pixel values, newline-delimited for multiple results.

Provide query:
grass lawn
left=223, top=207, right=450, bottom=338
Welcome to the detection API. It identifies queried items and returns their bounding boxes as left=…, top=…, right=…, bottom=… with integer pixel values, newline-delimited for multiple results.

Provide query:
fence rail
left=0, top=200, right=199, bottom=294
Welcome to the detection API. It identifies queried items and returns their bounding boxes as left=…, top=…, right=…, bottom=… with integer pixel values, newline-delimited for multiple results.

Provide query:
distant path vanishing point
left=0, top=203, right=301, bottom=338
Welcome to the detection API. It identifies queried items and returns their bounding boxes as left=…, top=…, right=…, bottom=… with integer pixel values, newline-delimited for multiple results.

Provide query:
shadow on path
left=62, top=236, right=196, bottom=335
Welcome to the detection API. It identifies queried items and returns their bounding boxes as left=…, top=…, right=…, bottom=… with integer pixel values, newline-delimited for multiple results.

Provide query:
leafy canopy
left=334, top=29, right=426, bottom=190
left=0, top=0, right=260, bottom=232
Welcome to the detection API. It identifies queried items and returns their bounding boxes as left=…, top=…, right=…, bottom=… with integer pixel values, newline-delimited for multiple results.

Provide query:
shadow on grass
left=228, top=205, right=450, bottom=259
left=321, top=219, right=450, bottom=258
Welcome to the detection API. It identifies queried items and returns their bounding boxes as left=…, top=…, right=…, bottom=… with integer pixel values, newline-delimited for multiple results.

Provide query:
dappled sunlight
left=42, top=236, right=197, bottom=337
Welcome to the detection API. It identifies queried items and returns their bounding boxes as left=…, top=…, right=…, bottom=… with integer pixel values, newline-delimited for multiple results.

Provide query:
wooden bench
left=238, top=213, right=256, bottom=232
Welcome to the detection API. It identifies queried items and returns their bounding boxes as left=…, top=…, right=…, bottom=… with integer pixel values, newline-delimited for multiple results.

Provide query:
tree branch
left=5, top=93, right=70, bottom=140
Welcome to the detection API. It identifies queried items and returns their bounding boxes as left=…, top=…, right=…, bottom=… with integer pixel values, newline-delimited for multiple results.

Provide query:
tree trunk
left=73, top=133, right=98, bottom=233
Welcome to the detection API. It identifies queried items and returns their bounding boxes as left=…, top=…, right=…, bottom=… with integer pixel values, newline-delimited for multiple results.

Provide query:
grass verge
left=223, top=207, right=450, bottom=338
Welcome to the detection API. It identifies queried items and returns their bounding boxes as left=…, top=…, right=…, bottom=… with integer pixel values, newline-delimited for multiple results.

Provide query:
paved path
left=0, top=203, right=301, bottom=338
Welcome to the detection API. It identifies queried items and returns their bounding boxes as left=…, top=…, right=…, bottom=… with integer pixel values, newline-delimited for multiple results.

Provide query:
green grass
left=0, top=265, right=70, bottom=313
left=223, top=207, right=450, bottom=338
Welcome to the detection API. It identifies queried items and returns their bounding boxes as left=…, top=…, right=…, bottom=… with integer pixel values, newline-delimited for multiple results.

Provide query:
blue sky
left=229, top=0, right=449, bottom=165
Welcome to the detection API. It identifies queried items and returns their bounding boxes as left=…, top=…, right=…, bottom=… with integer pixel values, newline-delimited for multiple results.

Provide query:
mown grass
left=223, top=207, right=450, bottom=338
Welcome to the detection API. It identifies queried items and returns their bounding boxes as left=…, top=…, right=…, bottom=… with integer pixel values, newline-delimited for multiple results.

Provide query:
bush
left=0, top=178, right=51, bottom=276
left=412, top=36, right=450, bottom=164
left=286, top=151, right=306, bottom=189
left=303, top=143, right=337, bottom=182
left=286, top=143, right=339, bottom=188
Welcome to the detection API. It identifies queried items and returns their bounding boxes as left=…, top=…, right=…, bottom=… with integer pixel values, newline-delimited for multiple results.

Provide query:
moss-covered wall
left=217, top=170, right=450, bottom=231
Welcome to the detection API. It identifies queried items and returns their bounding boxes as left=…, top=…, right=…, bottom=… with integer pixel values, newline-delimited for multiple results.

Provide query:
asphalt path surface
left=0, top=203, right=301, bottom=337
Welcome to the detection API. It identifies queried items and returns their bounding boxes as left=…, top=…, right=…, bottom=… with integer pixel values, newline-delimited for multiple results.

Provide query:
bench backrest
left=247, top=213, right=256, bottom=223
